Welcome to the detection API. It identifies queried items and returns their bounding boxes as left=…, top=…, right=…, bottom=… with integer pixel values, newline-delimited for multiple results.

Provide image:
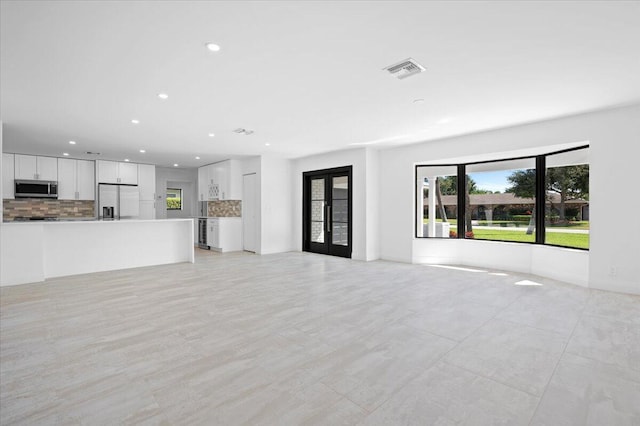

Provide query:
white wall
left=155, top=167, right=198, bottom=220
left=260, top=156, right=294, bottom=255
left=365, top=148, right=380, bottom=261
left=379, top=104, right=640, bottom=295
left=1, top=121, right=3, bottom=218
left=0, top=121, right=3, bottom=214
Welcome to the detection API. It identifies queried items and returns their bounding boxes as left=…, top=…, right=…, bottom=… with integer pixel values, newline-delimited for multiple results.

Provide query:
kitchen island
left=0, top=219, right=194, bottom=286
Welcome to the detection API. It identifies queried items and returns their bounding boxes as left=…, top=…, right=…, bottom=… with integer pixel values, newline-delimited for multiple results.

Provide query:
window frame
left=415, top=145, right=589, bottom=251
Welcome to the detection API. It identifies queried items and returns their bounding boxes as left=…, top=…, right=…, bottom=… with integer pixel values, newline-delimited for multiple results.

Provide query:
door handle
left=326, top=205, right=331, bottom=233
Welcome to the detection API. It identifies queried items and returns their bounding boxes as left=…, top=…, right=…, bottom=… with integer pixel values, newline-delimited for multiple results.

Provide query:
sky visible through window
left=468, top=170, right=512, bottom=193
left=422, top=170, right=528, bottom=193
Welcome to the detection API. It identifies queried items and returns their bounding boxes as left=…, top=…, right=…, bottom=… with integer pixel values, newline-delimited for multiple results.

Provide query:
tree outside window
left=416, top=146, right=589, bottom=250
left=166, top=188, right=182, bottom=210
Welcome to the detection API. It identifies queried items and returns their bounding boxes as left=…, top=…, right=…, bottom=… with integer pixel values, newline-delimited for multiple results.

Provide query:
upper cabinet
left=197, top=159, right=242, bottom=201
left=137, top=164, right=156, bottom=201
left=220, top=159, right=241, bottom=200
left=2, top=153, right=15, bottom=199
left=14, top=154, right=57, bottom=181
left=197, top=166, right=208, bottom=201
left=96, top=160, right=138, bottom=185
left=57, top=158, right=95, bottom=200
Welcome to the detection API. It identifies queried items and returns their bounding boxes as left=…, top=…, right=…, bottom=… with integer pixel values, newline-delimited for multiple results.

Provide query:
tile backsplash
left=208, top=200, right=241, bottom=217
left=2, top=199, right=95, bottom=221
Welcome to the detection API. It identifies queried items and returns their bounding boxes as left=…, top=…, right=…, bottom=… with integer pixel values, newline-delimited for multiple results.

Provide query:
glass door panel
left=303, top=166, right=352, bottom=258
left=310, top=178, right=325, bottom=243
left=331, top=176, right=349, bottom=246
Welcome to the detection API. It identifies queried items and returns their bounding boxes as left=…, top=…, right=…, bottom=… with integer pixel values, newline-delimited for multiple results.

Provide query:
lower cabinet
left=207, top=217, right=242, bottom=252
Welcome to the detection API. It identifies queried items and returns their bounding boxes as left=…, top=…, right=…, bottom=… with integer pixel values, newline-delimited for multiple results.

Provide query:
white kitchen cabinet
left=198, top=164, right=220, bottom=201
left=2, top=153, right=15, bottom=199
left=204, top=164, right=219, bottom=200
left=118, top=162, right=138, bottom=185
left=76, top=160, right=95, bottom=200
left=14, top=154, right=58, bottom=181
left=137, top=164, right=155, bottom=219
left=207, top=217, right=242, bottom=252
left=214, top=160, right=241, bottom=200
left=197, top=166, right=208, bottom=201
left=207, top=218, right=219, bottom=248
left=198, top=160, right=242, bottom=201
left=57, top=158, right=95, bottom=200
left=137, top=164, right=156, bottom=201
left=97, top=160, right=138, bottom=184
left=139, top=200, right=155, bottom=220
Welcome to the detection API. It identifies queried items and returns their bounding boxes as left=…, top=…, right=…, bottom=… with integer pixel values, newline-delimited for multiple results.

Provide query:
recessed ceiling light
left=131, top=119, right=140, bottom=124
left=158, top=93, right=168, bottom=99
left=68, top=140, right=76, bottom=145
left=413, top=99, right=425, bottom=104
left=63, top=152, right=69, bottom=156
left=139, top=149, right=146, bottom=153
left=265, top=143, right=271, bottom=146
left=437, top=117, right=453, bottom=124
left=208, top=133, right=215, bottom=137
left=195, top=156, right=200, bottom=160
left=124, top=159, right=130, bottom=162
left=205, top=42, right=220, bottom=52
left=173, top=163, right=179, bottom=167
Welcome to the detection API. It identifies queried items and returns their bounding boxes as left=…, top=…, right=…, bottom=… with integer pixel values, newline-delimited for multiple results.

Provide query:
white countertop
left=3, top=218, right=194, bottom=225
left=1, top=218, right=195, bottom=286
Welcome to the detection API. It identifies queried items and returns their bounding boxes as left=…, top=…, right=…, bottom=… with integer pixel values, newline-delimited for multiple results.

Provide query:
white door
left=242, top=173, right=257, bottom=252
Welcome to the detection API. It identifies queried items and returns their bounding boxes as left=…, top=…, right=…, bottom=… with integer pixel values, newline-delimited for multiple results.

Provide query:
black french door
left=303, top=166, right=352, bottom=258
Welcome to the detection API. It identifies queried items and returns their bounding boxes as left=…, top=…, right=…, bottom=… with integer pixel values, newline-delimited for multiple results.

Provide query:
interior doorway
left=303, top=166, right=352, bottom=258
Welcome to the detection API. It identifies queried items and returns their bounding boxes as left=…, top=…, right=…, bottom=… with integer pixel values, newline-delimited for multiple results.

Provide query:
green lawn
left=426, top=218, right=590, bottom=230
left=423, top=218, right=589, bottom=249
left=471, top=228, right=589, bottom=249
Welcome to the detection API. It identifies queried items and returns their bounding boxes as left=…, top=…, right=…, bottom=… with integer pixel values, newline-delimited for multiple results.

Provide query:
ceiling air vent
left=383, top=58, right=425, bottom=80
left=233, top=128, right=254, bottom=135
left=85, top=151, right=101, bottom=155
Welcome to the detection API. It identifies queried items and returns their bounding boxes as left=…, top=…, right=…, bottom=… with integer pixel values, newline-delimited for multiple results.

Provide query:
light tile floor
left=1, top=250, right=639, bottom=425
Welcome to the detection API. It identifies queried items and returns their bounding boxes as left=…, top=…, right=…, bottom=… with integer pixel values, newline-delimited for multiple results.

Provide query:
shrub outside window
left=166, top=188, right=182, bottom=210
left=415, top=146, right=589, bottom=250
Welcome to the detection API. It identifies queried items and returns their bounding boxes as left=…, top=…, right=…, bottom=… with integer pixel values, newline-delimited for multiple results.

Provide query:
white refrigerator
left=98, top=184, right=140, bottom=220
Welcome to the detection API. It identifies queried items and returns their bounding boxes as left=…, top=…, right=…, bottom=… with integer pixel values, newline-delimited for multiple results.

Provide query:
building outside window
left=545, top=149, right=589, bottom=249
left=417, top=165, right=458, bottom=238
left=466, top=158, right=537, bottom=243
left=416, top=146, right=589, bottom=250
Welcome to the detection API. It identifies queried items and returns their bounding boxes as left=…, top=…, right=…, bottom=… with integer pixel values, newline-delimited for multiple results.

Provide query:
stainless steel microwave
left=14, top=180, right=58, bottom=198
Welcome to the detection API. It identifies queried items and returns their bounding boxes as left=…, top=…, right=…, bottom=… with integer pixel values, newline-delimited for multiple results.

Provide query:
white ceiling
left=1, top=1, right=639, bottom=168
